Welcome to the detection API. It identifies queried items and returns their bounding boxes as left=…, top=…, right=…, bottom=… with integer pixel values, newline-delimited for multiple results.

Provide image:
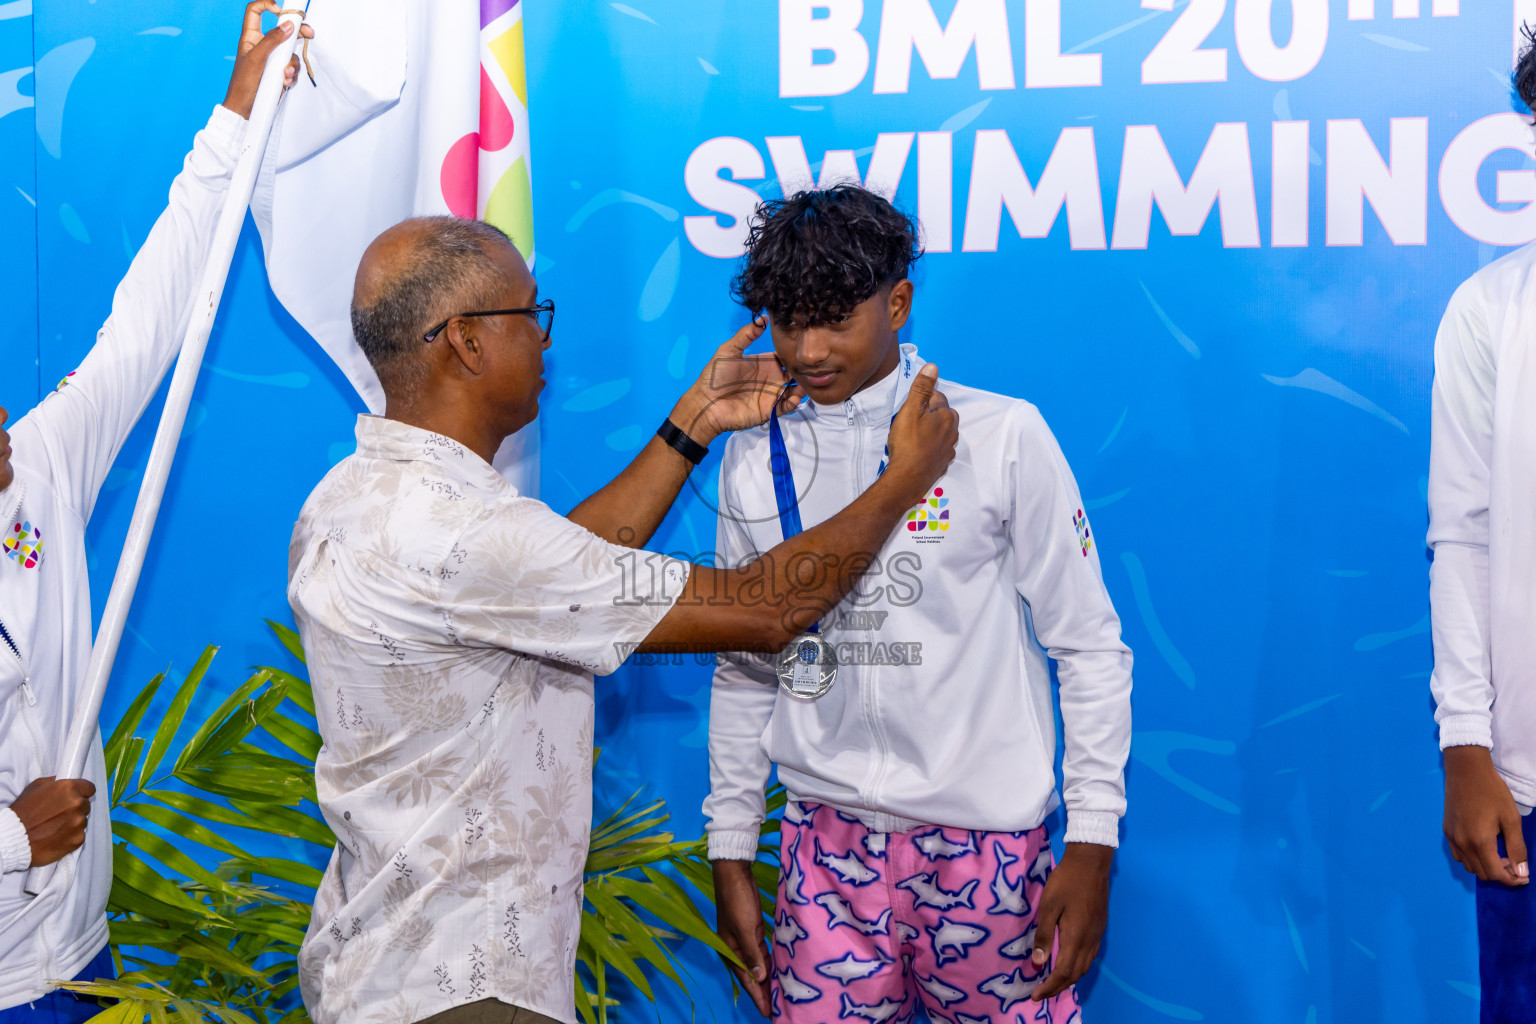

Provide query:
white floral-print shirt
left=288, top=415, right=688, bottom=1024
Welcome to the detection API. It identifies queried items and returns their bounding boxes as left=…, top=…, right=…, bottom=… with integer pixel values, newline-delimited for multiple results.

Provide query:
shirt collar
left=809, top=343, right=925, bottom=425
left=352, top=415, right=518, bottom=498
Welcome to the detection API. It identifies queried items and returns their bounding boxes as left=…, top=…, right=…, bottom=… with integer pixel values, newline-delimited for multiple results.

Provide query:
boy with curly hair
left=703, top=185, right=1134, bottom=1022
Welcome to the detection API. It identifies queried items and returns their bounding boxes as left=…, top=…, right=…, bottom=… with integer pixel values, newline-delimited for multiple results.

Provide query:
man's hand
left=670, top=319, right=801, bottom=446
left=223, top=1, right=316, bottom=120
left=713, top=859, right=772, bottom=1017
left=881, top=364, right=958, bottom=505
left=10, top=776, right=96, bottom=867
left=1030, top=842, right=1112, bottom=1003
left=1445, top=745, right=1529, bottom=887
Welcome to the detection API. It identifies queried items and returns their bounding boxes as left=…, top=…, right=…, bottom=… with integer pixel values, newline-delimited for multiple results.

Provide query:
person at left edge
left=0, top=7, right=313, bottom=1021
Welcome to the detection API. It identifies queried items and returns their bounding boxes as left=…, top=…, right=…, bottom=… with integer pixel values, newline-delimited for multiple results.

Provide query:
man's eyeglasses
left=423, top=299, right=555, bottom=345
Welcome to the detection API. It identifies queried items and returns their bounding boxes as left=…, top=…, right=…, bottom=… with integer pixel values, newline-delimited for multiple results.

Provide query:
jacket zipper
left=0, top=619, right=33, bottom=710
left=846, top=398, right=895, bottom=819
left=2, top=487, right=28, bottom=692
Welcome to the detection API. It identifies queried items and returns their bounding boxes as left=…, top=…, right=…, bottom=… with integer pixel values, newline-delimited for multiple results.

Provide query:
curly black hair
left=1517, top=22, right=1536, bottom=114
left=731, top=185, right=922, bottom=328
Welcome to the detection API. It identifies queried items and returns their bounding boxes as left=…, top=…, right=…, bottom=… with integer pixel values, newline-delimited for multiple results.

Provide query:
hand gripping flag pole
left=23, top=5, right=309, bottom=899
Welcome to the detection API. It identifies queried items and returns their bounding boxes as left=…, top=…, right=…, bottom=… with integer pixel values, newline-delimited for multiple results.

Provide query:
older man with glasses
left=286, top=215, right=960, bottom=1024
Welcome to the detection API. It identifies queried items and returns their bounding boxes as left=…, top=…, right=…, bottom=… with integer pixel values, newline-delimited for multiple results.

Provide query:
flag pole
left=23, top=5, right=309, bottom=899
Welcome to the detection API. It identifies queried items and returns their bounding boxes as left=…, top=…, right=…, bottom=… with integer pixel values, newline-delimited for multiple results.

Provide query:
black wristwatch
left=657, top=418, right=709, bottom=465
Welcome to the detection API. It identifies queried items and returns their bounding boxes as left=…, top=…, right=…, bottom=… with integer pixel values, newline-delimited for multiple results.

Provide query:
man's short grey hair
left=351, top=217, right=512, bottom=398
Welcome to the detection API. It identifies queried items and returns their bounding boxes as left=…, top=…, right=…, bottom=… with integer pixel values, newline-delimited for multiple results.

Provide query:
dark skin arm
left=714, top=859, right=773, bottom=1015
left=1030, top=843, right=1113, bottom=1001
left=9, top=777, right=96, bottom=867
left=567, top=318, right=800, bottom=548
left=1444, top=744, right=1530, bottom=887
left=637, top=364, right=956, bottom=653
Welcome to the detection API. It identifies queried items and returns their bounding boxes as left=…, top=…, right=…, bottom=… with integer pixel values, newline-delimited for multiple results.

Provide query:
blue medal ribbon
left=766, top=351, right=918, bottom=638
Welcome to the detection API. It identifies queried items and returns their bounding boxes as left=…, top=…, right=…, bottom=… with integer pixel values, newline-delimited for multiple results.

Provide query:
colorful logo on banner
left=439, top=0, right=535, bottom=261
left=5, top=520, right=42, bottom=569
left=907, top=486, right=950, bottom=535
left=1074, top=509, right=1092, bottom=557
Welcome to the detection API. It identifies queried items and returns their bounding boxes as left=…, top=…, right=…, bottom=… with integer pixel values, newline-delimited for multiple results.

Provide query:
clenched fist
left=11, top=776, right=97, bottom=867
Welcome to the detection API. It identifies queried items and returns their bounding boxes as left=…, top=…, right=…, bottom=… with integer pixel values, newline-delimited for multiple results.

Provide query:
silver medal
left=776, top=631, right=838, bottom=699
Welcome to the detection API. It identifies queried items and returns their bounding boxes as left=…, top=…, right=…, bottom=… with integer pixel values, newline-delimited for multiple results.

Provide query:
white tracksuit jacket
left=0, top=105, right=243, bottom=1008
left=704, top=346, right=1134, bottom=859
left=1429, top=243, right=1536, bottom=809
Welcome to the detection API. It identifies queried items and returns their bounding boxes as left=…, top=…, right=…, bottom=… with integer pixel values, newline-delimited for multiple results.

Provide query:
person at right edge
left=703, top=185, right=1134, bottom=1022
left=1428, top=27, right=1536, bottom=1024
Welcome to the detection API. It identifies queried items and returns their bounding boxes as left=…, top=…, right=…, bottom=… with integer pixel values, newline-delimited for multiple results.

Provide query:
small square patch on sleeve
left=1073, top=509, right=1093, bottom=557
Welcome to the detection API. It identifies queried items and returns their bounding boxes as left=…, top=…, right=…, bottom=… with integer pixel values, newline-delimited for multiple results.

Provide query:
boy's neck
left=831, top=340, right=903, bottom=404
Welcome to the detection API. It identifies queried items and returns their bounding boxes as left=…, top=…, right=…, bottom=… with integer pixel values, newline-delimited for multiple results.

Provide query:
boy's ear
left=888, top=279, right=914, bottom=331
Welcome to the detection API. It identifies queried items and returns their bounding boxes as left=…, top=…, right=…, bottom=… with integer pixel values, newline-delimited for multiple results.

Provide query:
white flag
left=252, top=0, right=539, bottom=494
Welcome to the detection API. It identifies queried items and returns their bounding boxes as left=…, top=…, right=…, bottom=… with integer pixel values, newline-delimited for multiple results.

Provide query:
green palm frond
left=62, top=624, right=782, bottom=1024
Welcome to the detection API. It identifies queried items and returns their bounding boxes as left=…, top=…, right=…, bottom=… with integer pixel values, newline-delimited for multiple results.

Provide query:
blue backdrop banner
left=0, top=1, right=1528, bottom=1021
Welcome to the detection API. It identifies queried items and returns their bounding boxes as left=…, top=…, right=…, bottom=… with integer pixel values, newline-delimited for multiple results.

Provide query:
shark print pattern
left=896, top=871, right=980, bottom=912
left=768, top=800, right=1082, bottom=1023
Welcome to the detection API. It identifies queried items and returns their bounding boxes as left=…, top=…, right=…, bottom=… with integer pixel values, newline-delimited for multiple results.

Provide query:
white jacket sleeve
left=1427, top=278, right=1496, bottom=750
left=0, top=807, right=29, bottom=874
left=17, top=105, right=246, bottom=521
left=703, top=438, right=780, bottom=861
left=1008, top=404, right=1133, bottom=848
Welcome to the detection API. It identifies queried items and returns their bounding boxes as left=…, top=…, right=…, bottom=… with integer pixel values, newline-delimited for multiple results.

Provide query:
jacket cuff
left=206, top=103, right=249, bottom=156
left=0, top=807, right=31, bottom=874
left=708, top=828, right=762, bottom=862
left=1063, top=810, right=1120, bottom=849
left=1439, top=713, right=1494, bottom=751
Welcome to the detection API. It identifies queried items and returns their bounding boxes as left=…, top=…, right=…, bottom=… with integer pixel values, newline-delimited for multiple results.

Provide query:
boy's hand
left=1030, top=842, right=1112, bottom=1002
left=1445, top=744, right=1529, bottom=886
left=223, top=1, right=315, bottom=120
left=672, top=318, right=801, bottom=446
left=713, top=859, right=772, bottom=1018
left=882, top=364, right=958, bottom=505
left=10, top=776, right=97, bottom=867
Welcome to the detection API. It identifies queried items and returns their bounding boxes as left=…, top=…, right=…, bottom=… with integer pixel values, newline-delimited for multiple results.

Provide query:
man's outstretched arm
left=638, top=364, right=954, bottom=652
left=566, top=317, right=800, bottom=548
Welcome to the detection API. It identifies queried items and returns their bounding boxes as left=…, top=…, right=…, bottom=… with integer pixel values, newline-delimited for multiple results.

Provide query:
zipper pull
left=844, top=400, right=855, bottom=425
left=19, top=680, right=36, bottom=706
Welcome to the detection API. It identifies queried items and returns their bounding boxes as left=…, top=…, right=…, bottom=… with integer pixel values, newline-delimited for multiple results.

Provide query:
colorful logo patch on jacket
left=4, top=521, right=42, bottom=569
left=907, top=486, right=950, bottom=534
left=1073, top=509, right=1092, bottom=557
left=55, top=370, right=76, bottom=392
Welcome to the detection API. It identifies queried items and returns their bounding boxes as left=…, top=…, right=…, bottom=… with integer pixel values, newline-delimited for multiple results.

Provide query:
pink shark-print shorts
left=769, top=800, right=1083, bottom=1024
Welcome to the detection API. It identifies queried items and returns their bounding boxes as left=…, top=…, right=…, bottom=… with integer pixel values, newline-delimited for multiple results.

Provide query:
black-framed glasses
left=423, top=299, right=555, bottom=344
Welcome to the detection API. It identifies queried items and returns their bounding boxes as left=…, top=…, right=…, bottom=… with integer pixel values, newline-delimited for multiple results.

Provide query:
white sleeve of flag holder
left=22, top=5, right=310, bottom=901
